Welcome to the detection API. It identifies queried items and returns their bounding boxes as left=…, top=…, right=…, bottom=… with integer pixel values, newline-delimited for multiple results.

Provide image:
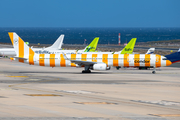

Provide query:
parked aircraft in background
left=0, top=33, right=100, bottom=57
left=8, top=32, right=173, bottom=74
left=48, top=37, right=99, bottom=54
left=0, top=34, right=64, bottom=56
left=146, top=48, right=155, bottom=54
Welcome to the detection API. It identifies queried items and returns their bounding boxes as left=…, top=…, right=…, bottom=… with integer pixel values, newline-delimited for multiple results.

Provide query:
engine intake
left=92, top=63, right=110, bottom=71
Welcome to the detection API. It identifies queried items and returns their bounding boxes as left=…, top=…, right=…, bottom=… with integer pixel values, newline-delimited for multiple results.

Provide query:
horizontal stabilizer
left=165, top=49, right=180, bottom=63
left=13, top=56, right=28, bottom=60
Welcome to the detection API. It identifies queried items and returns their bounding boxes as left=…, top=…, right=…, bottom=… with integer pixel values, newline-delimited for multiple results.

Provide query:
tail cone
left=166, top=60, right=172, bottom=66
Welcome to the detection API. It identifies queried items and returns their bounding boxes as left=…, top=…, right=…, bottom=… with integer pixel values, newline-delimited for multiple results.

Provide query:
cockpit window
left=162, top=58, right=168, bottom=60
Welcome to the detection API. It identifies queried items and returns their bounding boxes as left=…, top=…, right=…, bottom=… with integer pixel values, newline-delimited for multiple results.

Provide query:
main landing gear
left=152, top=66, right=156, bottom=74
left=82, top=70, right=91, bottom=73
left=82, top=65, right=91, bottom=73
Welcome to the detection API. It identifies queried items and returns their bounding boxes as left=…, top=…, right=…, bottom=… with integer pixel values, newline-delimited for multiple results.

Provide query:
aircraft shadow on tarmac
left=16, top=71, right=112, bottom=74
left=4, top=71, right=163, bottom=74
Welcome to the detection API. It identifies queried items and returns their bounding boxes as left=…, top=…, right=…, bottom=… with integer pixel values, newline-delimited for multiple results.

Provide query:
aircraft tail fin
left=165, top=48, right=180, bottom=63
left=120, top=38, right=137, bottom=54
left=84, top=37, right=99, bottom=52
left=46, top=34, right=64, bottom=50
left=8, top=32, right=35, bottom=59
left=146, top=48, right=155, bottom=54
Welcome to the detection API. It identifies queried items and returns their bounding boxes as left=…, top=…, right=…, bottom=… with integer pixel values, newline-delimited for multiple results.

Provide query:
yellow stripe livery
left=8, top=32, right=172, bottom=74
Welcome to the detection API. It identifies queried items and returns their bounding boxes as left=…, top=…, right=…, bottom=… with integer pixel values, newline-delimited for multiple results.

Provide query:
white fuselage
left=15, top=53, right=171, bottom=68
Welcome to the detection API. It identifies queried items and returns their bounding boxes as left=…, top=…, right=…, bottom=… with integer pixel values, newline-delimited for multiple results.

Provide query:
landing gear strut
left=152, top=66, right=156, bottom=74
left=116, top=66, right=121, bottom=70
left=82, top=70, right=91, bottom=73
left=82, top=65, right=91, bottom=73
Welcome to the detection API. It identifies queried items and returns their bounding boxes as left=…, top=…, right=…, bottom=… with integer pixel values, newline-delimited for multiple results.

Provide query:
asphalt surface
left=0, top=58, right=180, bottom=120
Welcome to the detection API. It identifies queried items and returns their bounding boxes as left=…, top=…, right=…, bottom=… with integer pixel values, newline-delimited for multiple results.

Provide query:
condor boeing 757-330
left=8, top=32, right=174, bottom=74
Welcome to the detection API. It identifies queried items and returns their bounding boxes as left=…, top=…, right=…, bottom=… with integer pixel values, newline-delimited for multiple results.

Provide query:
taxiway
left=0, top=58, right=180, bottom=120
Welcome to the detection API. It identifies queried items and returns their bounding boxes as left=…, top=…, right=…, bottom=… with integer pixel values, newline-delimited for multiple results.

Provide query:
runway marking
left=25, top=94, right=62, bottom=97
left=27, top=79, right=41, bottom=81
left=74, top=102, right=117, bottom=105
left=6, top=76, right=28, bottom=78
left=7, top=75, right=180, bottom=113
left=132, top=100, right=180, bottom=106
left=150, top=114, right=180, bottom=117
left=9, top=85, right=180, bottom=113
left=56, top=90, right=93, bottom=94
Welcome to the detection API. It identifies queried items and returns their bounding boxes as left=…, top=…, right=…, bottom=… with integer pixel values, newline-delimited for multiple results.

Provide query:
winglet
left=121, top=38, right=137, bottom=54
left=84, top=37, right=99, bottom=52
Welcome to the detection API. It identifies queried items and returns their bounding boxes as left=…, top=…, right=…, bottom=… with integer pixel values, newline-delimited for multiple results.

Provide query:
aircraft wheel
left=152, top=71, right=156, bottom=74
left=82, top=70, right=91, bottom=73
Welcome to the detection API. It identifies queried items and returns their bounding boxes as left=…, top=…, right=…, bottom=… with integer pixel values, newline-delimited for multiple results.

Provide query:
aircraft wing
left=62, top=53, right=97, bottom=66
left=70, top=60, right=97, bottom=66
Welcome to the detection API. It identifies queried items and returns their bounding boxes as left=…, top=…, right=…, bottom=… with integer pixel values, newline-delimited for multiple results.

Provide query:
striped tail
left=8, top=32, right=35, bottom=63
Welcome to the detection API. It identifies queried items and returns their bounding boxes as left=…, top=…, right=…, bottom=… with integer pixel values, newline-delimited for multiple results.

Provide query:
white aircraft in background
left=146, top=48, right=155, bottom=54
left=0, top=33, right=100, bottom=57
left=0, top=34, right=64, bottom=57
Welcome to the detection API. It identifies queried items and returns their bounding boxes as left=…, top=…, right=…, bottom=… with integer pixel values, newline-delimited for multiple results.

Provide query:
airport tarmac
left=0, top=58, right=180, bottom=120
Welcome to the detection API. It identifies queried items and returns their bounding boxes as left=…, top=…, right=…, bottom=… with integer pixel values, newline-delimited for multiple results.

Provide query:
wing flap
left=71, top=60, right=97, bottom=66
left=62, top=52, right=98, bottom=66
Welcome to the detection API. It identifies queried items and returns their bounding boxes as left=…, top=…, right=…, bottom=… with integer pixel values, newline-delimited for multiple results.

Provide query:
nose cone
left=166, top=60, right=172, bottom=66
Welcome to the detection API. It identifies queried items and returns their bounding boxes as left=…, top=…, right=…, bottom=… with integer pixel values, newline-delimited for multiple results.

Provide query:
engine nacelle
left=93, top=63, right=110, bottom=71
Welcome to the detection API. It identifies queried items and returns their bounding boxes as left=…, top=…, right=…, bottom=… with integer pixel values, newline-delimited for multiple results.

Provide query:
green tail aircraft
left=120, top=38, right=137, bottom=54
left=83, top=37, right=99, bottom=52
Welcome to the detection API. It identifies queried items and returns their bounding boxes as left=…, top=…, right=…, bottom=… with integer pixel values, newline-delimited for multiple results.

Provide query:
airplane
left=8, top=32, right=174, bottom=74
left=48, top=37, right=99, bottom=54
left=0, top=34, right=64, bottom=56
left=1, top=32, right=137, bottom=59
left=0, top=33, right=101, bottom=57
left=49, top=38, right=137, bottom=55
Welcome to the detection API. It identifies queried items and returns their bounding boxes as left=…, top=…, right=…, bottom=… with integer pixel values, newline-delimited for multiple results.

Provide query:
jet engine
left=92, top=63, right=110, bottom=71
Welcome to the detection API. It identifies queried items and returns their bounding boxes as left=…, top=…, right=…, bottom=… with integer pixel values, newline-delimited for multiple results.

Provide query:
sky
left=0, top=0, right=180, bottom=27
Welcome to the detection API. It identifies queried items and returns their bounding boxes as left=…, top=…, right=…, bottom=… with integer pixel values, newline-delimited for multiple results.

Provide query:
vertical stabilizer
left=146, top=48, right=155, bottom=54
left=46, top=34, right=64, bottom=50
left=84, top=37, right=99, bottom=52
left=165, top=48, right=180, bottom=63
left=8, top=32, right=34, bottom=58
left=120, top=38, right=137, bottom=54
